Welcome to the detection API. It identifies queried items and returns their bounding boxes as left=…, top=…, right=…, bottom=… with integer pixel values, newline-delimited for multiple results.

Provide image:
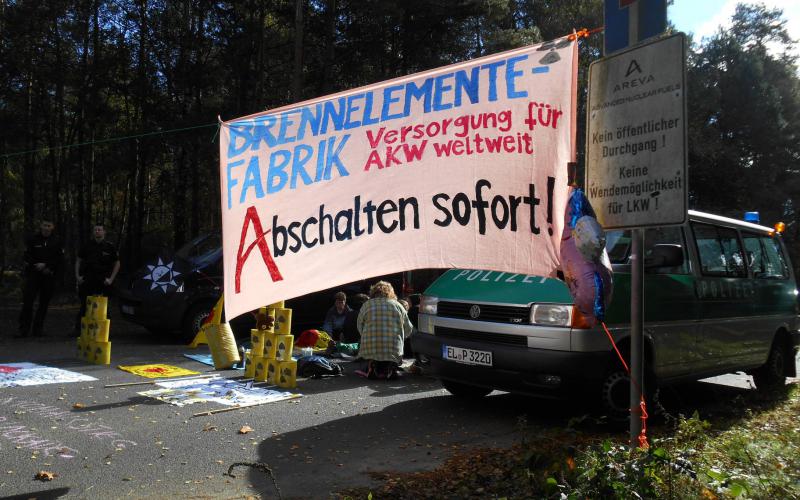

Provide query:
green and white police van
left=411, top=210, right=799, bottom=415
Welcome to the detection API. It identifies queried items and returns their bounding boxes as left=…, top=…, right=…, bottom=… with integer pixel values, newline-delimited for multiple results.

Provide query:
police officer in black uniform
left=18, top=218, right=64, bottom=338
left=74, top=223, right=120, bottom=332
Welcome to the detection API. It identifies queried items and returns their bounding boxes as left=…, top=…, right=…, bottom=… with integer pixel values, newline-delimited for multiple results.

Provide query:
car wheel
left=441, top=379, right=492, bottom=398
left=600, top=368, right=662, bottom=422
left=752, top=338, right=787, bottom=390
left=180, top=301, right=215, bottom=343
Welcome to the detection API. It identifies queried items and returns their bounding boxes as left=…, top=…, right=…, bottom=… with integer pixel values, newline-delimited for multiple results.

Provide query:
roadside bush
left=0, top=270, right=22, bottom=299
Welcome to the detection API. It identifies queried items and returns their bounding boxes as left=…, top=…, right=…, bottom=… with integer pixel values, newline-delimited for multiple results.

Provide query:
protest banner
left=220, top=36, right=578, bottom=319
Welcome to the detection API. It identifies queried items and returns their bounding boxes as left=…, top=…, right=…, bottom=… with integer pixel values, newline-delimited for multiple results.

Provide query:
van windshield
left=175, top=234, right=222, bottom=267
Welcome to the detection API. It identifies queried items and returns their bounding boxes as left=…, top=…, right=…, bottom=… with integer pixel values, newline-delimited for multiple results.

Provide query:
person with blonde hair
left=357, top=280, right=413, bottom=379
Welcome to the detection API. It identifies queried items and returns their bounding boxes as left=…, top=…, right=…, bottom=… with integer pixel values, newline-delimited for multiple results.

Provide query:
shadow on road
left=237, top=377, right=796, bottom=498
left=1, top=487, right=71, bottom=499
left=241, top=388, right=594, bottom=498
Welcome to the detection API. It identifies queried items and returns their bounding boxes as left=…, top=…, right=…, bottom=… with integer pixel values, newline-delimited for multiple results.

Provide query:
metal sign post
left=589, top=0, right=682, bottom=449
left=605, top=0, right=667, bottom=55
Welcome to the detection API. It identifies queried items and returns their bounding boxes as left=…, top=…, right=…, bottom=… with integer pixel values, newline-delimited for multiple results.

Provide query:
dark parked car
left=117, top=234, right=408, bottom=342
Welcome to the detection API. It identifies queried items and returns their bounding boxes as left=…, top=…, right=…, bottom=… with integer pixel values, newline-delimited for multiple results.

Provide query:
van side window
left=742, top=233, right=765, bottom=276
left=645, top=226, right=688, bottom=274
left=760, top=236, right=789, bottom=279
left=692, top=223, right=746, bottom=277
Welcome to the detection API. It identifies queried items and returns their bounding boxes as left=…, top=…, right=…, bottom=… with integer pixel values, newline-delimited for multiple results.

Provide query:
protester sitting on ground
left=396, top=297, right=418, bottom=358
left=321, top=291, right=351, bottom=341
left=342, top=293, right=369, bottom=344
left=356, top=281, right=413, bottom=380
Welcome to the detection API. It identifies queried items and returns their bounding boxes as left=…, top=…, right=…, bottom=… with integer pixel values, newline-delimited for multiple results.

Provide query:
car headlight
left=419, top=295, right=439, bottom=315
left=530, top=304, right=572, bottom=327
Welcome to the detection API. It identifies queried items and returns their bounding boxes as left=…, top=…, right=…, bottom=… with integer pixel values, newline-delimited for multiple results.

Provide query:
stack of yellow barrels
left=77, top=295, right=111, bottom=365
left=247, top=301, right=297, bottom=388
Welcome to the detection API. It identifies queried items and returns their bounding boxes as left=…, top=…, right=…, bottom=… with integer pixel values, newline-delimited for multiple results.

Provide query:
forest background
left=1, top=0, right=798, bottom=286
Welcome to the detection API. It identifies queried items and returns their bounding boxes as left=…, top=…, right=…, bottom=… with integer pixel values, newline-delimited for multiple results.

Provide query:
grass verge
left=338, top=383, right=799, bottom=499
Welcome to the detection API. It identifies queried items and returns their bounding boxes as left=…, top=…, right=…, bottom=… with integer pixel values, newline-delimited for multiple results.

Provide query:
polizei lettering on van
left=451, top=270, right=548, bottom=284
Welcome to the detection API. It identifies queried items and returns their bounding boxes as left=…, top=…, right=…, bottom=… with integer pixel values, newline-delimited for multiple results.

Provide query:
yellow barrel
left=275, top=334, right=294, bottom=361
left=267, top=300, right=285, bottom=309
left=87, top=319, right=111, bottom=342
left=277, top=360, right=297, bottom=389
left=250, top=330, right=266, bottom=357
left=266, top=359, right=281, bottom=385
left=244, top=351, right=255, bottom=378
left=253, top=356, right=267, bottom=382
left=263, top=332, right=278, bottom=360
left=81, top=340, right=92, bottom=360
left=274, top=308, right=292, bottom=335
left=256, top=307, right=275, bottom=332
left=91, top=341, right=111, bottom=365
left=88, top=295, right=108, bottom=319
left=204, top=323, right=241, bottom=369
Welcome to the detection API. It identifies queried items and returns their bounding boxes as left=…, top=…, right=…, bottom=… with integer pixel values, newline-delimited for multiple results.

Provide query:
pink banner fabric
left=220, top=36, right=578, bottom=319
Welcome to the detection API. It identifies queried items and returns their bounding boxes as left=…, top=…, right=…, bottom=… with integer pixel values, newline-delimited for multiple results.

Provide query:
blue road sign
left=604, top=0, right=667, bottom=55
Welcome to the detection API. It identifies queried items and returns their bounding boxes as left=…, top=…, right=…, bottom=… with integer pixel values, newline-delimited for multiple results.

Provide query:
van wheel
left=180, top=301, right=215, bottom=343
left=752, top=338, right=787, bottom=390
left=442, top=380, right=492, bottom=398
left=600, top=370, right=632, bottom=420
left=600, top=369, right=662, bottom=422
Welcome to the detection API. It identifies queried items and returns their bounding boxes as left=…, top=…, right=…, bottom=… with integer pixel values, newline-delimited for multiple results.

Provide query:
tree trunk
left=319, top=0, right=337, bottom=94
left=23, top=71, right=35, bottom=233
left=292, top=0, right=305, bottom=101
left=190, top=141, right=200, bottom=238
left=173, top=147, right=186, bottom=248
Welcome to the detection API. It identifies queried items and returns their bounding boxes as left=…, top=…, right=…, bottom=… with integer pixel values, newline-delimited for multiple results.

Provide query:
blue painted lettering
left=454, top=67, right=480, bottom=107
left=381, top=84, right=405, bottom=121
left=240, top=156, right=265, bottom=203
left=505, top=55, right=529, bottom=98
left=267, top=151, right=291, bottom=193
left=323, top=134, right=350, bottom=180
left=344, top=93, right=364, bottom=130
left=290, top=144, right=315, bottom=189
left=226, top=159, right=244, bottom=209
left=433, top=72, right=454, bottom=111
left=480, top=60, right=506, bottom=102
left=404, top=79, right=432, bottom=114
left=321, top=98, right=346, bottom=134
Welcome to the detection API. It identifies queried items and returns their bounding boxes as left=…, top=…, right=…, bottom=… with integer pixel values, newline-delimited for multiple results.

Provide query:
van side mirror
left=645, top=244, right=683, bottom=269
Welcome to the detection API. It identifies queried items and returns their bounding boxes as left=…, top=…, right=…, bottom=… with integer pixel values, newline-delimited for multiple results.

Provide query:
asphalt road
left=0, top=303, right=545, bottom=499
left=0, top=301, right=797, bottom=499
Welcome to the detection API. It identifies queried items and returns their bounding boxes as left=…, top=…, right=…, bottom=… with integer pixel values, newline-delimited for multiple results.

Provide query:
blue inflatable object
left=560, top=188, right=613, bottom=323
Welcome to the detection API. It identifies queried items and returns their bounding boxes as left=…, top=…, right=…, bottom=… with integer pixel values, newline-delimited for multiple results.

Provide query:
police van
left=411, top=210, right=799, bottom=415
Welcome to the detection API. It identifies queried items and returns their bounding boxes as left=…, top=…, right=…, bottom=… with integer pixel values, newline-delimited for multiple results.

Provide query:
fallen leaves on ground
left=238, top=425, right=253, bottom=434
left=338, top=445, right=536, bottom=499
left=35, top=470, right=57, bottom=481
left=203, top=423, right=218, bottom=432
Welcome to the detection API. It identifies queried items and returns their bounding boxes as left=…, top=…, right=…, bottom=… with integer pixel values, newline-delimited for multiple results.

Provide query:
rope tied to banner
left=600, top=321, right=649, bottom=450
left=568, top=26, right=604, bottom=41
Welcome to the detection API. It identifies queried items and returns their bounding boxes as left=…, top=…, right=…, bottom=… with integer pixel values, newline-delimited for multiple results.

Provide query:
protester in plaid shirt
left=357, top=281, right=413, bottom=371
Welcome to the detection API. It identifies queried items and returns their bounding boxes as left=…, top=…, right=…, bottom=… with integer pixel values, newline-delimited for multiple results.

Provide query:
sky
left=669, top=0, right=799, bottom=48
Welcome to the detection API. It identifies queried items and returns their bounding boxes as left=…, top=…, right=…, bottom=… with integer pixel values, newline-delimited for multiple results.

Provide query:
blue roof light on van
left=744, top=211, right=760, bottom=224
